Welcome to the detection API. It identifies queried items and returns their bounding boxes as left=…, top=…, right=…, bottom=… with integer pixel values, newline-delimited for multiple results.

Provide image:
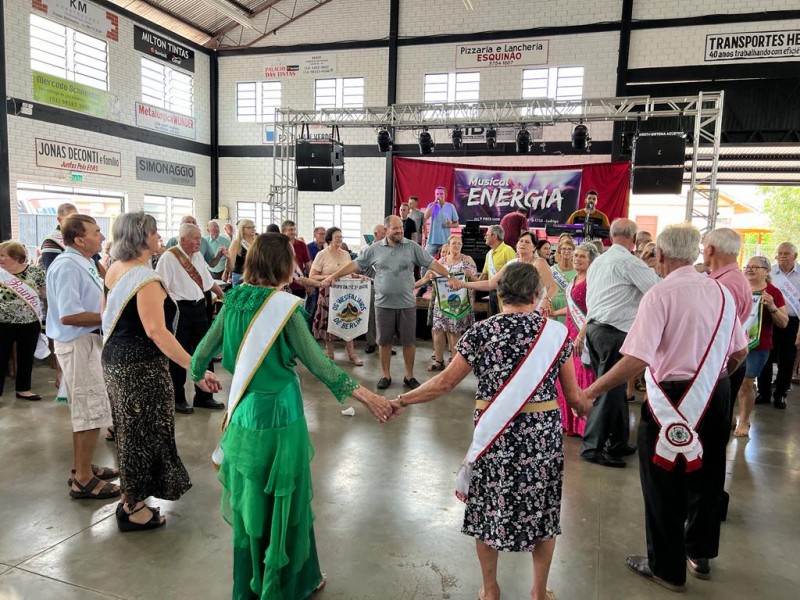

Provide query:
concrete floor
left=1, top=344, right=799, bottom=600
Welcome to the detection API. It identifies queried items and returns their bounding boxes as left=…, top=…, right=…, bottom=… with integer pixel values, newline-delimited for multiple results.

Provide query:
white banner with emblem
left=327, top=279, right=371, bottom=341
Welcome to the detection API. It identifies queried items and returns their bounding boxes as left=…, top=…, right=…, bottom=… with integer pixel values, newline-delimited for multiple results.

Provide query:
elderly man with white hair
left=166, top=215, right=225, bottom=269
left=157, top=223, right=226, bottom=414
left=203, top=219, right=230, bottom=280
left=582, top=218, right=660, bottom=468
left=757, top=241, right=800, bottom=409
left=585, top=223, right=748, bottom=592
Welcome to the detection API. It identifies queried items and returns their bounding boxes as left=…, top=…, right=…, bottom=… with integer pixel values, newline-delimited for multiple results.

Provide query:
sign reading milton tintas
left=136, top=157, right=196, bottom=187
left=134, top=25, right=195, bottom=72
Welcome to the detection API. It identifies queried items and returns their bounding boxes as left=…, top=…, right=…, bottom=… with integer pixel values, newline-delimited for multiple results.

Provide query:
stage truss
left=272, top=92, right=724, bottom=232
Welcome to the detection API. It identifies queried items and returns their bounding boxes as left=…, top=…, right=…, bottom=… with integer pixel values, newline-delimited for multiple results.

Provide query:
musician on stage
left=566, top=191, right=610, bottom=229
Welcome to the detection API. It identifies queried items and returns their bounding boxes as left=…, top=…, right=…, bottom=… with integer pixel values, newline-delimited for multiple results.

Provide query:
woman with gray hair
left=102, top=212, right=221, bottom=532
left=389, top=261, right=590, bottom=600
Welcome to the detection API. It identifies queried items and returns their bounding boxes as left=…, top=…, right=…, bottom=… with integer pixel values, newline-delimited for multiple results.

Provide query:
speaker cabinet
left=296, top=140, right=345, bottom=167
left=633, top=134, right=686, bottom=166
left=296, top=167, right=345, bottom=192
left=631, top=167, right=684, bottom=194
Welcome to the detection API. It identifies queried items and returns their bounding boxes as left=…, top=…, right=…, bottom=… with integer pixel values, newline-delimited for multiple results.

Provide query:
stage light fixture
left=485, top=126, right=497, bottom=149
left=452, top=126, right=463, bottom=150
left=418, top=127, right=434, bottom=155
left=516, top=125, right=531, bottom=153
left=377, top=127, right=392, bottom=152
left=572, top=121, right=591, bottom=151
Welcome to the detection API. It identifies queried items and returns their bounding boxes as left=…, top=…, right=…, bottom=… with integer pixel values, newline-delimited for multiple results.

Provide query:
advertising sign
left=35, top=138, right=121, bottom=177
left=135, top=102, right=196, bottom=139
left=327, top=279, right=371, bottom=342
left=136, top=157, right=196, bottom=187
left=705, top=30, right=800, bottom=61
left=134, top=25, right=195, bottom=72
left=36, top=0, right=118, bottom=41
left=456, top=39, right=548, bottom=69
left=453, top=167, right=581, bottom=227
left=264, top=54, right=336, bottom=78
left=33, top=71, right=110, bottom=117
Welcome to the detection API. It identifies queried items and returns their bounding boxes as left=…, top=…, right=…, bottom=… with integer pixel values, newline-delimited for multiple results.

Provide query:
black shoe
left=583, top=451, right=626, bottom=468
left=116, top=503, right=166, bottom=533
left=377, top=377, right=392, bottom=390
left=16, top=392, right=42, bottom=401
left=754, top=394, right=771, bottom=405
left=609, top=445, right=637, bottom=457
left=364, top=345, right=377, bottom=354
left=175, top=402, right=194, bottom=414
left=626, top=555, right=685, bottom=592
left=194, top=398, right=225, bottom=410
left=773, top=396, right=787, bottom=409
left=687, top=557, right=711, bottom=580
left=403, top=377, right=420, bottom=389
left=391, top=349, right=397, bottom=356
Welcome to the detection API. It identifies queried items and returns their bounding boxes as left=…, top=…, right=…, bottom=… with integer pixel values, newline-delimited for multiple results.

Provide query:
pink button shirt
left=621, top=265, right=748, bottom=382
left=709, top=261, right=751, bottom=323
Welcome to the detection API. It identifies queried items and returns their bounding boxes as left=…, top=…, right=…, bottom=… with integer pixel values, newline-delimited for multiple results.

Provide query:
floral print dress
left=455, top=312, right=573, bottom=551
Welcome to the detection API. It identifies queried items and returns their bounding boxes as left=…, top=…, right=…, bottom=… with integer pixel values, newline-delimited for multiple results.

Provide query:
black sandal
left=116, top=503, right=166, bottom=532
left=67, top=464, right=119, bottom=486
left=105, top=427, right=116, bottom=442
left=69, top=476, right=121, bottom=500
left=427, top=359, right=445, bottom=372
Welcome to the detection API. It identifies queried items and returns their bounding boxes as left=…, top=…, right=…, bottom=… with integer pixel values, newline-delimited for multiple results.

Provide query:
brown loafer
left=626, top=555, right=685, bottom=592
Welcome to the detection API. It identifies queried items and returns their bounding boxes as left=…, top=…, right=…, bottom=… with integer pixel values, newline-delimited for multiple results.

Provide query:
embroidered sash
left=644, top=282, right=735, bottom=472
left=0, top=268, right=50, bottom=359
left=60, top=249, right=103, bottom=290
left=565, top=279, right=592, bottom=366
left=102, top=266, right=165, bottom=343
left=44, top=229, right=66, bottom=250
left=551, top=266, right=570, bottom=292
left=168, top=247, right=205, bottom=291
left=773, top=269, right=800, bottom=316
left=454, top=318, right=568, bottom=502
left=212, top=290, right=301, bottom=467
left=742, top=292, right=762, bottom=350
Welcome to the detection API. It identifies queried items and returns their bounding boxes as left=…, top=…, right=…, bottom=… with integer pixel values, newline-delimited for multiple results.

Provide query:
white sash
left=742, top=292, right=762, bottom=350
left=0, top=268, right=50, bottom=359
left=454, top=318, right=568, bottom=502
left=45, top=229, right=66, bottom=250
left=486, top=248, right=498, bottom=277
left=565, top=279, right=592, bottom=366
left=102, top=266, right=164, bottom=343
left=60, top=250, right=103, bottom=290
left=212, top=289, right=301, bottom=467
left=551, top=266, right=570, bottom=292
left=644, top=282, right=735, bottom=472
left=773, top=269, right=800, bottom=316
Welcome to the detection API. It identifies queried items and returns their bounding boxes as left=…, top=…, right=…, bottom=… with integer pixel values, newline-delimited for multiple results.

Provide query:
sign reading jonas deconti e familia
left=136, top=102, right=196, bottom=139
left=35, top=139, right=121, bottom=177
left=136, top=157, right=196, bottom=187
left=33, top=71, right=110, bottom=117
left=456, top=39, right=548, bottom=69
left=705, top=30, right=800, bottom=61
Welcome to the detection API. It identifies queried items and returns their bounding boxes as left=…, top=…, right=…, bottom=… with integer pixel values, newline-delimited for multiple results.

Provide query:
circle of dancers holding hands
left=4, top=198, right=799, bottom=600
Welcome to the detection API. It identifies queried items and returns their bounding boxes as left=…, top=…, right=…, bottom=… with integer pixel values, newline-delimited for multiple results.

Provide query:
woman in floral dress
left=390, top=262, right=590, bottom=600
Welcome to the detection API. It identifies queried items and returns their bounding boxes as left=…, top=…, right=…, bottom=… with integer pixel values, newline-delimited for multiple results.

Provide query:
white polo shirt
left=156, top=246, right=214, bottom=302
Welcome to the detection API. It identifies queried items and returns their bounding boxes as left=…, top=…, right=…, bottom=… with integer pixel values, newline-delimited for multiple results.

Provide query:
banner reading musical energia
left=453, top=167, right=582, bottom=226
left=327, top=279, right=372, bottom=341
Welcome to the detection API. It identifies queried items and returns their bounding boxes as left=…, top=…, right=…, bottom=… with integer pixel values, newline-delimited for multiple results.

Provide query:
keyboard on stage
left=545, top=222, right=610, bottom=240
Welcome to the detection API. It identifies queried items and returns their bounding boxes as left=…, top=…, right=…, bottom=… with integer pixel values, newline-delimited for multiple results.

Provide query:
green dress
left=191, top=286, right=358, bottom=600
left=550, top=265, right=577, bottom=325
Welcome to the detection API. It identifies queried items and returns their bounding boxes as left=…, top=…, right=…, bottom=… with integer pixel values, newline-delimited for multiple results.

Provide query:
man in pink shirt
left=585, top=224, right=748, bottom=592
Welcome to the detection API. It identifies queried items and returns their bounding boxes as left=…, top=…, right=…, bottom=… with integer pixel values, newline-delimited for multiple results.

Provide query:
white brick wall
left=632, top=0, right=791, bottom=21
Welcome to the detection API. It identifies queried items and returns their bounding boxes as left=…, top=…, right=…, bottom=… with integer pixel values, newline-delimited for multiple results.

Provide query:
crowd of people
left=1, top=194, right=799, bottom=600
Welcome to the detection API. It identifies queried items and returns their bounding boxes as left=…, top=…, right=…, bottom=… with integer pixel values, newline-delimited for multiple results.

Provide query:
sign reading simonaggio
left=134, top=25, right=195, bottom=72
left=136, top=157, right=196, bottom=187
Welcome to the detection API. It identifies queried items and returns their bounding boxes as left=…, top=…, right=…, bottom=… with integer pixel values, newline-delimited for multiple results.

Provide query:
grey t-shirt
left=409, top=209, right=425, bottom=240
left=356, top=238, right=434, bottom=309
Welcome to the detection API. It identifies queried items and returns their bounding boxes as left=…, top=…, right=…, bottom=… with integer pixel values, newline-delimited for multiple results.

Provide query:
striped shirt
left=585, top=243, right=660, bottom=332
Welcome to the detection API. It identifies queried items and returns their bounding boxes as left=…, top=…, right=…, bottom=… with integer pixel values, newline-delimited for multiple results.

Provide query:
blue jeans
left=231, top=272, right=243, bottom=287
left=424, top=243, right=442, bottom=258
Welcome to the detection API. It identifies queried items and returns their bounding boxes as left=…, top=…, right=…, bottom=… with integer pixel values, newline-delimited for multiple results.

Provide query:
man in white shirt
left=157, top=223, right=225, bottom=414
left=583, top=218, right=660, bottom=467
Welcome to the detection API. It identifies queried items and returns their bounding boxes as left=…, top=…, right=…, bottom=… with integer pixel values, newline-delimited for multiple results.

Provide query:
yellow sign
left=32, top=71, right=109, bottom=117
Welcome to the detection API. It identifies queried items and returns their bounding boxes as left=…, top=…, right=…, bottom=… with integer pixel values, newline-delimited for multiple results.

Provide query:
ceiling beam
left=243, top=0, right=333, bottom=48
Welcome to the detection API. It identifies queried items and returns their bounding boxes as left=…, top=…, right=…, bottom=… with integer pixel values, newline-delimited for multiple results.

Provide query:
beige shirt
left=156, top=247, right=214, bottom=302
left=311, top=248, right=353, bottom=277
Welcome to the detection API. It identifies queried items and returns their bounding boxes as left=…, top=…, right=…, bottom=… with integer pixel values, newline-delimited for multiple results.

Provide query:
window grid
left=313, top=204, right=362, bottom=250
left=30, top=14, right=108, bottom=91
left=314, top=77, right=365, bottom=110
left=143, top=195, right=194, bottom=239
left=236, top=81, right=282, bottom=123
left=236, top=202, right=280, bottom=233
left=522, top=66, right=584, bottom=101
left=424, top=72, right=480, bottom=119
left=141, top=57, right=194, bottom=116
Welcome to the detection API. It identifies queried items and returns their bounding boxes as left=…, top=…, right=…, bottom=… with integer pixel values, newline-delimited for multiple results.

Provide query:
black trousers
left=582, top=322, right=630, bottom=456
left=169, top=301, right=213, bottom=406
left=638, top=377, right=730, bottom=586
left=757, top=316, right=799, bottom=400
left=0, top=321, right=41, bottom=395
left=488, top=291, right=499, bottom=316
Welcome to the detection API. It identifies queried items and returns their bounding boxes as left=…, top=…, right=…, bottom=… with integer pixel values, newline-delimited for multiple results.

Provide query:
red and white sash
left=0, top=268, right=50, bottom=359
left=644, top=282, right=735, bottom=472
left=455, top=318, right=568, bottom=502
left=565, top=279, right=592, bottom=366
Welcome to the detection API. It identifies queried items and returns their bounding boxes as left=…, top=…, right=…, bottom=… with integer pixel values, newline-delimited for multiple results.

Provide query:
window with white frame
left=30, top=14, right=108, bottom=91
left=236, top=81, right=282, bottom=122
left=313, top=204, right=362, bottom=249
left=143, top=195, right=194, bottom=239
left=522, top=66, right=584, bottom=101
left=314, top=77, right=365, bottom=110
left=236, top=201, right=280, bottom=233
left=423, top=72, right=480, bottom=118
left=141, top=57, right=193, bottom=116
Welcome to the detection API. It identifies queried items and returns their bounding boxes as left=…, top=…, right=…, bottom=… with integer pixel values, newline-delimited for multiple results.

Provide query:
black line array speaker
left=632, top=134, right=686, bottom=166
left=631, top=167, right=684, bottom=194
left=296, top=167, right=345, bottom=192
left=296, top=139, right=345, bottom=167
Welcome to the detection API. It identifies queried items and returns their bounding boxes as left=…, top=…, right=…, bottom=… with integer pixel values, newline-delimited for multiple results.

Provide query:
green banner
left=32, top=71, right=109, bottom=118
left=434, top=273, right=472, bottom=320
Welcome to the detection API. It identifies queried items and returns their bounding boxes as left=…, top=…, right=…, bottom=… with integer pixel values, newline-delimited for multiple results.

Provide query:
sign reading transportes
left=135, top=102, right=196, bottom=139
left=456, top=39, right=548, bottom=69
left=34, top=0, right=119, bottom=41
left=263, top=54, right=336, bottom=78
left=33, top=71, right=110, bottom=117
left=136, top=157, right=196, bottom=187
left=134, top=25, right=195, bottom=72
left=705, top=30, right=800, bottom=62
left=35, top=139, right=121, bottom=177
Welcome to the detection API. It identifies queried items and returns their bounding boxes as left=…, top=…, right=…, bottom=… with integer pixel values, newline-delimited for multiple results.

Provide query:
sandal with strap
left=105, top=427, right=116, bottom=442
left=427, top=359, right=445, bottom=372
left=69, top=475, right=121, bottom=500
left=67, top=464, right=119, bottom=486
left=116, top=503, right=166, bottom=533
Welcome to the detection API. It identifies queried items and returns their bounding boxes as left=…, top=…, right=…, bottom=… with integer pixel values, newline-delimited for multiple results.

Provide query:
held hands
left=197, top=371, right=222, bottom=394
left=448, top=277, right=465, bottom=290
left=358, top=390, right=397, bottom=423
left=571, top=388, right=592, bottom=419
left=319, top=276, right=335, bottom=289
left=574, top=336, right=585, bottom=356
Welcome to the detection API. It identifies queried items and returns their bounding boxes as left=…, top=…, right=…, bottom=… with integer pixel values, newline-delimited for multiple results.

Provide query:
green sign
left=71, top=173, right=84, bottom=182
left=32, top=71, right=109, bottom=118
left=434, top=273, right=472, bottom=320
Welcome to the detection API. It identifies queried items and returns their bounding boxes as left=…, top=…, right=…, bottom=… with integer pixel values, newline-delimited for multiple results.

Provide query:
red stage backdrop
left=394, top=158, right=631, bottom=227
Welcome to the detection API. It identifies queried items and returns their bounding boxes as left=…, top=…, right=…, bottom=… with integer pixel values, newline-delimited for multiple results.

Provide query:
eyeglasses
left=744, top=266, right=767, bottom=270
